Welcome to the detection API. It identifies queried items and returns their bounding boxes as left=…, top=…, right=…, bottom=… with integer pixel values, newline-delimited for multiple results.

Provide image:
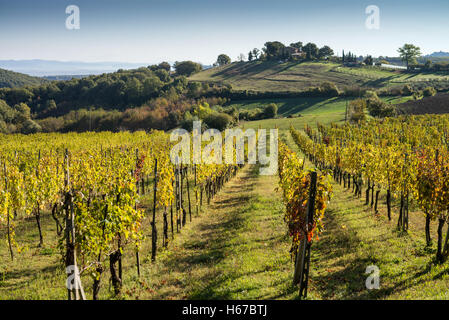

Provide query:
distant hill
left=0, top=60, right=150, bottom=77
left=397, top=93, right=449, bottom=115
left=0, top=68, right=48, bottom=88
left=425, top=51, right=449, bottom=58
left=42, top=75, right=90, bottom=81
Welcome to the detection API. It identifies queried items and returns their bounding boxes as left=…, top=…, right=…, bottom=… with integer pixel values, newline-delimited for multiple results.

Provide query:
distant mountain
left=0, top=60, right=151, bottom=77
left=0, top=68, right=48, bottom=88
left=42, top=75, right=91, bottom=81
left=425, top=51, right=449, bottom=58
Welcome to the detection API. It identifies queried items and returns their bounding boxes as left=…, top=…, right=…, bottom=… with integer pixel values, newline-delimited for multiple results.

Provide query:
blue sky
left=0, top=0, right=448, bottom=64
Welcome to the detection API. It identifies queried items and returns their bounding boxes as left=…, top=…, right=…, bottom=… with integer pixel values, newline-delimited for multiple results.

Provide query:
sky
left=0, top=0, right=448, bottom=65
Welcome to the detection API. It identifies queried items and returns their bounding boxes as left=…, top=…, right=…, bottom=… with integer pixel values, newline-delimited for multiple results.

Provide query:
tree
left=142, top=76, right=163, bottom=97
left=366, top=97, right=396, bottom=117
left=237, top=53, right=246, bottom=62
left=263, top=41, right=285, bottom=60
left=364, top=55, right=374, bottom=65
left=303, top=43, right=319, bottom=60
left=423, top=86, right=437, bottom=97
left=398, top=44, right=421, bottom=70
left=173, top=61, right=202, bottom=76
left=0, top=99, right=15, bottom=123
left=124, top=78, right=143, bottom=104
left=158, top=62, right=171, bottom=71
left=318, top=46, right=334, bottom=60
left=290, top=41, right=303, bottom=50
left=248, top=51, right=253, bottom=61
left=5, top=88, right=33, bottom=106
left=264, top=103, right=278, bottom=118
left=43, top=99, right=57, bottom=114
left=155, top=69, right=170, bottom=82
left=216, top=54, right=231, bottom=66
left=348, top=99, right=366, bottom=122
left=402, top=84, right=413, bottom=96
left=252, top=48, right=260, bottom=59
left=14, top=103, right=31, bottom=123
left=20, top=119, right=41, bottom=134
left=204, top=112, right=232, bottom=131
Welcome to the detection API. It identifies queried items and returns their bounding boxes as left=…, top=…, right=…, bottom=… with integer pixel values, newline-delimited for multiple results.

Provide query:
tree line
left=215, top=41, right=335, bottom=66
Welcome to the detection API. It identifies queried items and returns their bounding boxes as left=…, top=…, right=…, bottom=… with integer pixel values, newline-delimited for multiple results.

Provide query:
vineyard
left=2, top=114, right=449, bottom=300
left=289, top=114, right=449, bottom=264
left=0, top=131, right=244, bottom=299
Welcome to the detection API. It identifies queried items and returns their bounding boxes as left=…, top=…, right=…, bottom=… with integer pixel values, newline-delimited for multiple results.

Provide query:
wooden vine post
left=181, top=166, right=186, bottom=226
left=36, top=150, right=44, bottom=247
left=135, top=148, right=140, bottom=277
left=3, top=162, right=14, bottom=261
left=151, top=158, right=158, bottom=262
left=398, top=153, right=409, bottom=231
left=64, top=149, right=86, bottom=300
left=296, top=171, right=317, bottom=300
left=186, top=166, right=192, bottom=222
left=175, top=164, right=182, bottom=232
left=194, top=164, right=199, bottom=216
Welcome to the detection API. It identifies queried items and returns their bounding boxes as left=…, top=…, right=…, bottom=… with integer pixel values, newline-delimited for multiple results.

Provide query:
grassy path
left=124, top=165, right=297, bottom=300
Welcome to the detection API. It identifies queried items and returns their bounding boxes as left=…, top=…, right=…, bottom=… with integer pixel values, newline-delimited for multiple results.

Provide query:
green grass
left=228, top=97, right=346, bottom=116
left=307, top=181, right=449, bottom=300
left=238, top=97, right=347, bottom=132
left=122, top=166, right=297, bottom=300
left=190, top=60, right=449, bottom=92
left=335, top=66, right=449, bottom=84
left=234, top=95, right=414, bottom=132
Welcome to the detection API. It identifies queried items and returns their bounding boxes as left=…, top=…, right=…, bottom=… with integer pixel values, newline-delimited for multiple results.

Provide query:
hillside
left=425, top=51, right=449, bottom=58
left=0, top=68, right=48, bottom=88
left=189, top=61, right=449, bottom=92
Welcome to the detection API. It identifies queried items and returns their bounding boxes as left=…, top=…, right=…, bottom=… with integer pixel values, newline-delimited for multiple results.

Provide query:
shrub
left=204, top=112, right=233, bottom=131
left=38, top=117, right=65, bottom=132
left=319, top=82, right=339, bottom=96
left=423, top=87, right=437, bottom=97
left=366, top=98, right=396, bottom=118
left=174, top=61, right=202, bottom=76
left=348, top=99, right=366, bottom=123
left=402, top=85, right=414, bottom=96
left=20, top=119, right=42, bottom=134
left=264, top=103, right=278, bottom=118
left=365, top=90, right=379, bottom=100
left=239, top=108, right=264, bottom=121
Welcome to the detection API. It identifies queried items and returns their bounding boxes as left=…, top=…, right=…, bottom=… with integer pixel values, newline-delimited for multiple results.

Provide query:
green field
left=233, top=96, right=413, bottom=131
left=190, top=61, right=449, bottom=92
left=335, top=66, right=449, bottom=84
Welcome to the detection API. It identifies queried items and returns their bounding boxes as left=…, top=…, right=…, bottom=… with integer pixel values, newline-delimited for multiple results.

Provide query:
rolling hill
left=0, top=68, right=48, bottom=88
left=189, top=60, right=449, bottom=92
